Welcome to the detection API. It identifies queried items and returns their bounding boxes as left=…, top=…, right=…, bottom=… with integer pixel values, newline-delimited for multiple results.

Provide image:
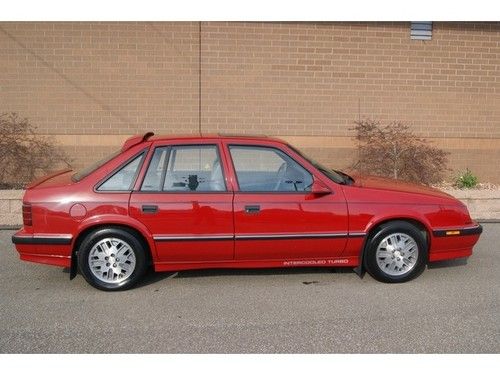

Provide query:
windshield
left=72, top=149, right=121, bottom=182
left=288, top=144, right=351, bottom=185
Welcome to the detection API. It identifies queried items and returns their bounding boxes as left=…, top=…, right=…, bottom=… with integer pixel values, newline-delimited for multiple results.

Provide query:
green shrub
left=454, top=168, right=478, bottom=189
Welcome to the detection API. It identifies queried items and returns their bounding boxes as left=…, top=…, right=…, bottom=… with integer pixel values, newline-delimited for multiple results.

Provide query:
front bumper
left=429, top=223, right=483, bottom=262
left=432, top=223, right=483, bottom=238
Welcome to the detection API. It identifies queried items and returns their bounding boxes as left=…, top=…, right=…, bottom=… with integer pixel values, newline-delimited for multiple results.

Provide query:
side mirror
left=310, top=178, right=331, bottom=195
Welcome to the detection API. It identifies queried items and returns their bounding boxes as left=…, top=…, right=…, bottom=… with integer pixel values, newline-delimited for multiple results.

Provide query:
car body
left=12, top=133, right=482, bottom=290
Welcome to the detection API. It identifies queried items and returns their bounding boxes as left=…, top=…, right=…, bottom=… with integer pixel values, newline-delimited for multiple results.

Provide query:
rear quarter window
left=97, top=153, right=145, bottom=191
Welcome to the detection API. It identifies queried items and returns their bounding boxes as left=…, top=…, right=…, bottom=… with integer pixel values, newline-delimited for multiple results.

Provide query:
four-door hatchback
left=12, top=133, right=482, bottom=290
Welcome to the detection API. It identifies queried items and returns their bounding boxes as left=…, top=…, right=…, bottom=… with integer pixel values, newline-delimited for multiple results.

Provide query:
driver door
left=226, top=143, right=349, bottom=261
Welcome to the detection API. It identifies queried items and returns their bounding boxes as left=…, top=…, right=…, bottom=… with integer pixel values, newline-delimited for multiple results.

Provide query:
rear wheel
left=364, top=221, right=427, bottom=283
left=78, top=227, right=147, bottom=291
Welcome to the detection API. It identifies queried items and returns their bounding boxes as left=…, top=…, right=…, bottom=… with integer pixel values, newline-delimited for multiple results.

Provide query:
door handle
left=245, top=205, right=260, bottom=214
left=142, top=205, right=158, bottom=213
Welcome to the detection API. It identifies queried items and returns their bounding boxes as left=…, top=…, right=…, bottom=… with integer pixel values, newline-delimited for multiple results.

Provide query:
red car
left=12, top=133, right=482, bottom=290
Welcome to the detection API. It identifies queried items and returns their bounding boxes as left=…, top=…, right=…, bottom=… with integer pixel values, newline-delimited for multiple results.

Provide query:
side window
left=97, top=153, right=144, bottom=191
left=229, top=146, right=313, bottom=192
left=141, top=145, right=226, bottom=192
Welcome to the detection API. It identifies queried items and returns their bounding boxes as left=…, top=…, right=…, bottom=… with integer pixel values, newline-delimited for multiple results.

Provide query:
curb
left=0, top=225, right=21, bottom=230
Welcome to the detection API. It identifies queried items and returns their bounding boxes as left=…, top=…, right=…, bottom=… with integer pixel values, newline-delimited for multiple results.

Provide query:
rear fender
left=70, top=214, right=157, bottom=279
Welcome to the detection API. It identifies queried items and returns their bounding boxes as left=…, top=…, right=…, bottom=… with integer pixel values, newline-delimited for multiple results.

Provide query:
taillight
left=22, top=203, right=32, bottom=226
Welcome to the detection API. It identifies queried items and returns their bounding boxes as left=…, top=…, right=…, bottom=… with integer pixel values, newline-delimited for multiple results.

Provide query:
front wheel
left=77, top=227, right=147, bottom=291
left=363, top=221, right=427, bottom=283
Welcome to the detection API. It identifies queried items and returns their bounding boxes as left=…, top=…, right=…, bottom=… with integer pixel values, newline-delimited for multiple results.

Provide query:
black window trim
left=228, top=144, right=314, bottom=194
left=137, top=143, right=229, bottom=194
left=94, top=148, right=148, bottom=193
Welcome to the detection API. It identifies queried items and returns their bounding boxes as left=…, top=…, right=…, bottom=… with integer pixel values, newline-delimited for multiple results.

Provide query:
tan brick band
left=280, top=136, right=500, bottom=150
left=52, top=133, right=500, bottom=150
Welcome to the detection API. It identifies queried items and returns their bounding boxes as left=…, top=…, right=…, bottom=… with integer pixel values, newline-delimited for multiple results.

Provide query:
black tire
left=363, top=221, right=427, bottom=283
left=77, top=227, right=148, bottom=291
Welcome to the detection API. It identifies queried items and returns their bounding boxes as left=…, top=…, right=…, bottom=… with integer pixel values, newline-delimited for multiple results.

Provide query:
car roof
left=122, top=132, right=288, bottom=151
left=149, top=133, right=286, bottom=143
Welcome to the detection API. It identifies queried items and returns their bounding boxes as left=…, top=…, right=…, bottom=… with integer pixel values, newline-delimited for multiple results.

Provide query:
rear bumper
left=12, top=234, right=72, bottom=245
left=12, top=230, right=72, bottom=268
left=429, top=223, right=483, bottom=262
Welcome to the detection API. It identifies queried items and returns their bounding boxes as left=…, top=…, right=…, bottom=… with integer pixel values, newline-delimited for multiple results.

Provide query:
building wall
left=1, top=22, right=499, bottom=182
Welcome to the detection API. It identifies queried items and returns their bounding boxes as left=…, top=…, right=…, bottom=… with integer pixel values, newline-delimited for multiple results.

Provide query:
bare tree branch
left=0, top=113, right=72, bottom=189
left=351, top=119, right=449, bottom=185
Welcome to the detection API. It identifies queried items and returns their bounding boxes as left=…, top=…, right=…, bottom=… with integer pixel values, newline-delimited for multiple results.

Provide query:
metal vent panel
left=411, top=22, right=432, bottom=40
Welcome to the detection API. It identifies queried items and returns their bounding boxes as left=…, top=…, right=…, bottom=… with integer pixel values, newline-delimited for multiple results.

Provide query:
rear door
left=225, top=142, right=349, bottom=261
left=129, top=139, right=234, bottom=263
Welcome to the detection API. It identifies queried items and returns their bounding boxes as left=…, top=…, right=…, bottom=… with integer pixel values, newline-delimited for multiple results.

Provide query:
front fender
left=347, top=206, right=437, bottom=275
left=364, top=211, right=434, bottom=238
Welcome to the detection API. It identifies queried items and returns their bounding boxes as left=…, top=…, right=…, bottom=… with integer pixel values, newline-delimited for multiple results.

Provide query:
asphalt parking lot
left=0, top=224, right=498, bottom=353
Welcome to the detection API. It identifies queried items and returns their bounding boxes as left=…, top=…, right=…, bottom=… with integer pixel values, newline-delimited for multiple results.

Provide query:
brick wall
left=1, top=22, right=499, bottom=182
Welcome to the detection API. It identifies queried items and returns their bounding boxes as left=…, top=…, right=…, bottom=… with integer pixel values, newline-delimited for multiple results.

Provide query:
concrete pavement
left=0, top=225, right=498, bottom=353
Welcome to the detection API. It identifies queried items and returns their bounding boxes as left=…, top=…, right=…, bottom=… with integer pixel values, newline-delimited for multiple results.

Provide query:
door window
left=229, top=145, right=313, bottom=192
left=141, top=145, right=226, bottom=192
